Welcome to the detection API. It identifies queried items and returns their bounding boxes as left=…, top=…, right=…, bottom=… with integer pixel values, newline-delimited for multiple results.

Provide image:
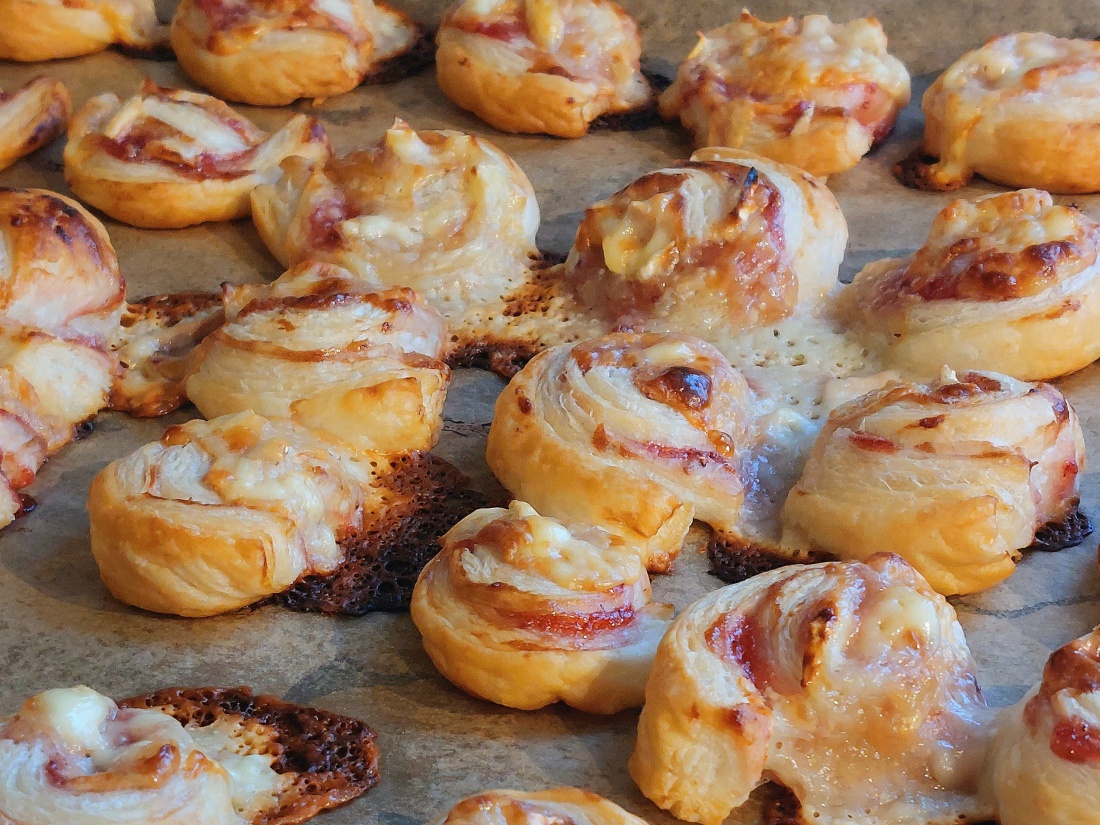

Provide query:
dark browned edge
left=1029, top=499, right=1093, bottom=552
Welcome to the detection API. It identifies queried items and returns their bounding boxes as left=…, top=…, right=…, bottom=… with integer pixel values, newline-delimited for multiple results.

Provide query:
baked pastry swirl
left=781, top=369, right=1086, bottom=595
left=0, top=684, right=379, bottom=824
left=909, top=33, right=1100, bottom=193
left=659, top=12, right=910, bottom=177
left=64, top=81, right=330, bottom=229
left=0, top=78, right=70, bottom=172
left=630, top=553, right=992, bottom=825
left=186, top=262, right=449, bottom=453
left=486, top=332, right=752, bottom=572
left=435, top=0, right=652, bottom=137
left=411, top=501, right=673, bottom=714
left=170, top=0, right=426, bottom=106
left=984, top=627, right=1100, bottom=825
left=430, top=788, right=649, bottom=825
left=562, top=148, right=846, bottom=339
left=0, top=0, right=166, bottom=61
left=838, top=190, right=1100, bottom=382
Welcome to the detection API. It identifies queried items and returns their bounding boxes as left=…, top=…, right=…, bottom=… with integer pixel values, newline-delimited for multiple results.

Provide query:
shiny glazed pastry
left=562, top=147, right=846, bottom=339
left=87, top=411, right=378, bottom=617
left=914, top=33, right=1100, bottom=193
left=64, top=81, right=330, bottom=229
left=411, top=501, right=673, bottom=714
left=0, top=77, right=70, bottom=172
left=984, top=627, right=1100, bottom=825
left=186, top=262, right=449, bottom=453
left=430, top=788, right=650, bottom=825
left=837, top=190, right=1100, bottom=382
left=630, top=553, right=992, bottom=825
left=0, top=0, right=166, bottom=61
left=486, top=333, right=752, bottom=572
left=0, top=684, right=379, bottom=824
left=781, top=369, right=1086, bottom=596
left=659, top=12, right=910, bottom=177
left=435, top=0, right=652, bottom=137
left=170, top=0, right=425, bottom=106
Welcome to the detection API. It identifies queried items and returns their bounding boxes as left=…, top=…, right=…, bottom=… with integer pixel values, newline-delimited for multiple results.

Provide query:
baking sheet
left=2, top=1, right=1100, bottom=821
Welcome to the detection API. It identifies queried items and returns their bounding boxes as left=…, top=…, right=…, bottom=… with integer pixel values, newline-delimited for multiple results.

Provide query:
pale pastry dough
left=837, top=189, right=1100, bottom=381
left=87, top=411, right=378, bottom=617
left=0, top=686, right=286, bottom=825
left=629, top=553, right=992, bottom=825
left=186, top=261, right=449, bottom=453
left=0, top=77, right=70, bottom=172
left=985, top=627, right=1100, bottom=825
left=917, top=33, right=1100, bottom=193
left=430, top=788, right=650, bottom=825
left=562, top=148, right=846, bottom=339
left=0, top=0, right=166, bottom=61
left=436, top=0, right=652, bottom=138
left=659, top=11, right=910, bottom=177
left=170, top=0, right=424, bottom=106
left=486, top=332, right=753, bottom=572
left=412, top=501, right=673, bottom=714
left=781, top=369, right=1085, bottom=595
left=64, top=81, right=330, bottom=229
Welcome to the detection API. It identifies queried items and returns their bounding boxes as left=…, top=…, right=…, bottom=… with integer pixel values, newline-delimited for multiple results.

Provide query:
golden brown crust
left=0, top=77, right=71, bottom=173
left=0, top=0, right=167, bottom=61
left=431, top=788, right=650, bottom=825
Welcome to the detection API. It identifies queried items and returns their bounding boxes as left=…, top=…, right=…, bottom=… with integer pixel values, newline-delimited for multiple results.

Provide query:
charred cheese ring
left=659, top=11, right=910, bottom=177
left=186, top=262, right=449, bottom=453
left=435, top=0, right=652, bottom=138
left=430, top=788, right=649, bottom=825
left=629, top=553, right=992, bottom=825
left=486, top=332, right=752, bottom=573
left=0, top=0, right=166, bottom=61
left=837, top=189, right=1100, bottom=382
left=411, top=501, right=673, bottom=714
left=985, top=627, right=1100, bottom=825
left=64, top=81, right=330, bottom=229
left=0, top=77, right=70, bottom=172
left=916, top=33, right=1100, bottom=193
left=781, top=369, right=1086, bottom=595
left=561, top=147, right=846, bottom=338
left=170, top=0, right=424, bottom=106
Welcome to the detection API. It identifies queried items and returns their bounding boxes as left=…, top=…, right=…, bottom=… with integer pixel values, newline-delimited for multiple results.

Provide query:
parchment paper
left=2, top=2, right=1100, bottom=822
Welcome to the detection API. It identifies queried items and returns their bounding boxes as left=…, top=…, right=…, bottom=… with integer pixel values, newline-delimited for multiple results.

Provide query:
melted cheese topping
left=433, top=788, right=650, bottom=825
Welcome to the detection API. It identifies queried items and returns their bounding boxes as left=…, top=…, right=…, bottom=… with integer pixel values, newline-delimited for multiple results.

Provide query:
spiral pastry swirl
left=430, top=788, right=649, bottom=825
left=412, top=501, right=673, bottom=714
left=561, top=148, right=845, bottom=338
left=630, top=553, right=991, bottom=825
left=0, top=0, right=166, bottom=61
left=435, top=0, right=652, bottom=138
left=170, top=0, right=425, bottom=106
left=837, top=189, right=1100, bottom=382
left=659, top=12, right=910, bottom=177
left=186, top=262, right=449, bottom=453
left=64, top=81, right=330, bottom=229
left=0, top=78, right=70, bottom=173
left=487, top=332, right=753, bottom=572
left=781, top=369, right=1086, bottom=595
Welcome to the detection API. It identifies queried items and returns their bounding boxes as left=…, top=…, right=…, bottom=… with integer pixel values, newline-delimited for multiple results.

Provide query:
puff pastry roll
left=985, top=627, right=1100, bottom=825
left=782, top=369, right=1087, bottom=595
left=435, top=0, right=652, bottom=138
left=908, top=33, right=1100, bottom=193
left=170, top=0, right=426, bottom=106
left=0, top=0, right=166, bottom=61
left=186, top=262, right=449, bottom=453
left=431, top=788, right=649, bottom=825
left=64, top=81, right=330, bottom=229
left=0, top=684, right=379, bottom=824
left=837, top=190, right=1100, bottom=382
left=659, top=12, right=910, bottom=177
left=412, top=501, right=673, bottom=714
left=562, top=148, right=845, bottom=339
left=630, top=553, right=992, bottom=825
left=0, top=78, right=70, bottom=172
left=486, top=333, right=753, bottom=573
